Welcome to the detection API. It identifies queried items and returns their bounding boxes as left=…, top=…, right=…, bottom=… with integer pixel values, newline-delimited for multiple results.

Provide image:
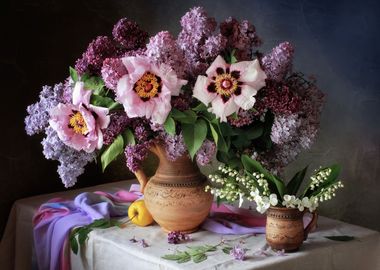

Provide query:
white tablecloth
left=71, top=216, right=380, bottom=270
left=1, top=180, right=379, bottom=270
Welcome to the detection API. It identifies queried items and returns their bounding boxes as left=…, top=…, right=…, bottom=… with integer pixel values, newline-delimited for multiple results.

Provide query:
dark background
left=0, top=0, right=379, bottom=236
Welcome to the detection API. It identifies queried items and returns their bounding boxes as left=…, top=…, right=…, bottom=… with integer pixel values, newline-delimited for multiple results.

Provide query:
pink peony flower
left=49, top=82, right=110, bottom=153
left=116, top=56, right=187, bottom=125
left=193, top=55, right=266, bottom=122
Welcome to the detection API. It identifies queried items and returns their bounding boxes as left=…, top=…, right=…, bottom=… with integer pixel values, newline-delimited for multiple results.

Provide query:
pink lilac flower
left=25, top=83, right=65, bottom=135
left=75, top=36, right=117, bottom=75
left=262, top=42, right=294, bottom=82
left=230, top=244, right=246, bottom=261
left=133, top=121, right=150, bottom=142
left=42, top=127, right=96, bottom=187
left=177, top=7, right=223, bottom=78
left=116, top=56, right=187, bottom=125
left=270, top=114, right=300, bottom=145
left=167, top=231, right=190, bottom=244
left=125, top=141, right=151, bottom=172
left=112, top=18, right=148, bottom=50
left=101, top=58, right=128, bottom=90
left=160, top=132, right=187, bottom=161
left=103, top=112, right=131, bottom=145
left=200, top=34, right=227, bottom=62
left=146, top=31, right=186, bottom=79
left=227, top=109, right=255, bottom=127
left=254, top=80, right=301, bottom=116
left=193, top=55, right=266, bottom=122
left=49, top=82, right=110, bottom=153
left=196, top=140, right=216, bottom=166
left=220, top=17, right=261, bottom=61
left=171, top=93, right=192, bottom=111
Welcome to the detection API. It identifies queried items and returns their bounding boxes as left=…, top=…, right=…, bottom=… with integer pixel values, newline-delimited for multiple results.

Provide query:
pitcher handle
left=304, top=211, right=318, bottom=240
left=133, top=143, right=160, bottom=194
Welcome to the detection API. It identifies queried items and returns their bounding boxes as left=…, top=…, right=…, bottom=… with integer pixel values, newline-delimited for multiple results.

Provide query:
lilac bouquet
left=25, top=7, right=325, bottom=188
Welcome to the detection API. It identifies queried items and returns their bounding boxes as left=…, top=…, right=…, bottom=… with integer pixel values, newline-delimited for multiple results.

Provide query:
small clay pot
left=134, top=143, right=213, bottom=233
left=266, top=206, right=318, bottom=251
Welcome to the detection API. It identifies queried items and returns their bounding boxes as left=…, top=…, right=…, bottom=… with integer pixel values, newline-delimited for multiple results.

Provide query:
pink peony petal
left=72, top=82, right=91, bottom=106
left=231, top=59, right=266, bottom=89
left=206, top=55, right=227, bottom=77
left=233, top=84, right=257, bottom=110
left=210, top=96, right=239, bottom=122
left=89, top=105, right=110, bottom=129
left=193, top=75, right=216, bottom=105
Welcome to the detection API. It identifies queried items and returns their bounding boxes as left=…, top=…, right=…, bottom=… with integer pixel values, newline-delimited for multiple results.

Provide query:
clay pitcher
left=134, top=143, right=213, bottom=233
left=266, top=206, right=318, bottom=251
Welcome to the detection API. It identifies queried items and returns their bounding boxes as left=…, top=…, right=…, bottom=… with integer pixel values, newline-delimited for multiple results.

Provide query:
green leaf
left=241, top=155, right=285, bottom=197
left=193, top=253, right=207, bottom=263
left=305, top=164, right=341, bottom=197
left=192, top=103, right=207, bottom=112
left=210, top=122, right=229, bottom=153
left=163, top=116, right=176, bottom=135
left=78, top=228, right=91, bottom=245
left=222, top=247, right=233, bottom=254
left=182, top=119, right=207, bottom=160
left=101, top=135, right=124, bottom=172
left=89, top=219, right=109, bottom=228
left=69, top=67, right=78, bottom=82
left=171, top=109, right=197, bottom=124
left=83, top=76, right=105, bottom=95
left=123, top=128, right=136, bottom=146
left=162, top=254, right=183, bottom=260
left=70, top=235, right=79, bottom=255
left=90, top=95, right=121, bottom=110
left=325, top=236, right=355, bottom=241
left=209, top=123, right=219, bottom=146
left=178, top=255, right=191, bottom=264
left=287, top=166, right=308, bottom=196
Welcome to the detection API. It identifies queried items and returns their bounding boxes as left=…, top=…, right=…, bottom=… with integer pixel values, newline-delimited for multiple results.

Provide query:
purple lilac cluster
left=75, top=18, right=147, bottom=76
left=255, top=74, right=325, bottom=174
left=177, top=7, right=226, bottom=78
left=167, top=231, right=190, bottom=244
left=25, top=83, right=65, bottom=136
left=133, top=120, right=150, bottom=142
left=230, top=244, right=246, bottom=261
left=103, top=112, right=131, bottom=145
left=171, top=93, right=192, bottom=111
left=124, top=141, right=151, bottom=172
left=262, top=42, right=294, bottom=82
left=101, top=58, right=128, bottom=90
left=42, top=127, right=96, bottom=187
left=161, top=132, right=187, bottom=161
left=227, top=109, right=255, bottom=127
left=75, top=36, right=117, bottom=75
left=220, top=17, right=261, bottom=61
left=146, top=31, right=186, bottom=79
left=112, top=18, right=148, bottom=50
left=196, top=140, right=216, bottom=166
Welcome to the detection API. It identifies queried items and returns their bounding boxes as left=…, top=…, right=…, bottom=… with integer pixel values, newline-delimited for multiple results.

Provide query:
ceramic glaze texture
left=136, top=144, right=213, bottom=233
left=266, top=206, right=317, bottom=251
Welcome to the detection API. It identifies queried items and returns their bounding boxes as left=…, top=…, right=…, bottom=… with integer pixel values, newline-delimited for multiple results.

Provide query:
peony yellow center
left=69, top=111, right=88, bottom=135
left=214, top=73, right=239, bottom=97
left=134, top=72, right=162, bottom=101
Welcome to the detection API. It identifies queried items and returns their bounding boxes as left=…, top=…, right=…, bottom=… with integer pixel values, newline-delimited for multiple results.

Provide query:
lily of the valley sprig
left=206, top=155, right=343, bottom=214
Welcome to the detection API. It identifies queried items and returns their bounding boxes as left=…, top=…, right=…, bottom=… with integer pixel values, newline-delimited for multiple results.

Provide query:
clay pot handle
left=304, top=211, right=318, bottom=240
left=133, top=143, right=161, bottom=194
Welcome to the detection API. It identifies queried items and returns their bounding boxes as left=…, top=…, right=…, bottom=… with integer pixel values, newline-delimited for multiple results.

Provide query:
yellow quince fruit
left=128, top=200, right=154, bottom=227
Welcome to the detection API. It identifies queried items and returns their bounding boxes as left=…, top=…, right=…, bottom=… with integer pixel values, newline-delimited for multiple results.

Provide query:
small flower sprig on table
left=206, top=155, right=343, bottom=214
left=162, top=236, right=251, bottom=264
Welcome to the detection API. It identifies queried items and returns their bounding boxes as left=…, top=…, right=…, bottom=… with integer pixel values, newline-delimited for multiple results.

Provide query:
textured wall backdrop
left=0, top=0, right=379, bottom=236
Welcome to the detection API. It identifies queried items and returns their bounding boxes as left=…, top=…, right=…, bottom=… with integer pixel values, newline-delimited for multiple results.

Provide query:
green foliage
left=162, top=244, right=218, bottom=264
left=163, top=116, right=176, bottom=135
left=222, top=246, right=233, bottom=254
left=241, top=155, right=286, bottom=198
left=90, top=95, right=122, bottom=110
left=304, top=164, right=341, bottom=198
left=123, top=128, right=136, bottom=146
left=286, top=166, right=308, bottom=196
left=182, top=119, right=207, bottom=159
left=101, top=135, right=124, bottom=172
left=70, top=218, right=122, bottom=254
left=69, top=66, right=78, bottom=82
left=83, top=75, right=106, bottom=95
left=325, top=235, right=355, bottom=241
